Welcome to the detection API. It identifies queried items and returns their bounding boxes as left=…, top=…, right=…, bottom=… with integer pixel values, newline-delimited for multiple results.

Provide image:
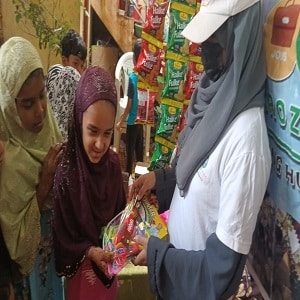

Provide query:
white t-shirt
left=168, top=107, right=271, bottom=254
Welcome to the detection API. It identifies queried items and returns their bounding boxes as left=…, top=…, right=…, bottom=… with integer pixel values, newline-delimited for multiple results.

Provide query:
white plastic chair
left=113, top=52, right=134, bottom=153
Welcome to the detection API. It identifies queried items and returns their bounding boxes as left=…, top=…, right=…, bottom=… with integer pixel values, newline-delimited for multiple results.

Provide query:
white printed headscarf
left=47, top=66, right=81, bottom=139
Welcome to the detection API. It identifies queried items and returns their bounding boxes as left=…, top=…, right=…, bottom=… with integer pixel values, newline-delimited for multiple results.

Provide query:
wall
left=1, top=0, right=81, bottom=72
left=90, top=0, right=134, bottom=53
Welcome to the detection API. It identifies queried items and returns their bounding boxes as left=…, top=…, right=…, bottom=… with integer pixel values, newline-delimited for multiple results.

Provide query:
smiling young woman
left=53, top=66, right=127, bottom=300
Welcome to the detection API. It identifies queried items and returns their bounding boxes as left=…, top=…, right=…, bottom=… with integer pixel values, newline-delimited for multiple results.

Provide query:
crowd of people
left=0, top=0, right=272, bottom=299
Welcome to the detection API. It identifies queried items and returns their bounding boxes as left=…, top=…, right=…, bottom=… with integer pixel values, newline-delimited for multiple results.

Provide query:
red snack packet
left=183, top=56, right=203, bottom=100
left=189, top=42, right=202, bottom=56
left=136, top=39, right=163, bottom=87
left=143, top=0, right=170, bottom=42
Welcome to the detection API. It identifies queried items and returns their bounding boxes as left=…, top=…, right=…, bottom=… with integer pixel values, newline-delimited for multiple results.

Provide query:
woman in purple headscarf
left=53, top=66, right=126, bottom=299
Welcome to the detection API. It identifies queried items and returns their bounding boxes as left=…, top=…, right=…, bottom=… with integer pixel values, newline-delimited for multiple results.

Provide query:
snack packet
left=103, top=197, right=168, bottom=275
left=143, top=0, right=170, bottom=42
left=148, top=135, right=176, bottom=170
left=136, top=82, right=158, bottom=124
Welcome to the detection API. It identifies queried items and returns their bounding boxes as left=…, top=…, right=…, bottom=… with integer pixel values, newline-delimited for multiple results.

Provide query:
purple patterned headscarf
left=53, top=67, right=126, bottom=282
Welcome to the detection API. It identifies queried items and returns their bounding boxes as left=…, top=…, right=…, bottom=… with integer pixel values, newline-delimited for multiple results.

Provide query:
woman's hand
left=44, top=142, right=65, bottom=174
left=87, top=246, right=114, bottom=278
left=132, top=236, right=148, bottom=266
left=36, top=143, right=64, bottom=209
left=128, top=172, right=156, bottom=201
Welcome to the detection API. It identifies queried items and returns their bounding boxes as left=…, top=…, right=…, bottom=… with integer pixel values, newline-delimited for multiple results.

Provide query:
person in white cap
left=129, top=0, right=271, bottom=299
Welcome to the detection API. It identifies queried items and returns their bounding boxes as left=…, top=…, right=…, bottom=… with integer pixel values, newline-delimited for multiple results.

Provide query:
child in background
left=46, top=29, right=85, bottom=140
left=53, top=66, right=127, bottom=300
left=46, top=29, right=87, bottom=95
left=116, top=39, right=144, bottom=177
left=60, top=29, right=87, bottom=74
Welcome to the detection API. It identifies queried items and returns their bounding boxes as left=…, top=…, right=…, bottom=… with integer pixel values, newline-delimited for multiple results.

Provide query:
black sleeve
left=154, top=167, right=176, bottom=213
left=147, top=233, right=247, bottom=300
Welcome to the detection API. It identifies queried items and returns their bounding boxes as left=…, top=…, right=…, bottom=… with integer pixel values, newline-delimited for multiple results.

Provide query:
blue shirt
left=127, top=72, right=139, bottom=125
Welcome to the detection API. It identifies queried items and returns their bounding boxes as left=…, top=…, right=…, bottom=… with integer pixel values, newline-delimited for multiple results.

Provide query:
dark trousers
left=126, top=124, right=144, bottom=175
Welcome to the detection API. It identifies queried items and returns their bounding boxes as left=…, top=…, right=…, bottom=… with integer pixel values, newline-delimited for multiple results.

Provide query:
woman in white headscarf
left=129, top=0, right=271, bottom=299
left=0, top=37, right=64, bottom=299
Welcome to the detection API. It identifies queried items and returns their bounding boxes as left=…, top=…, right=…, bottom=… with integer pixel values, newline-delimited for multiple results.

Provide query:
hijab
left=175, top=3, right=266, bottom=195
left=47, top=66, right=81, bottom=140
left=53, top=66, right=126, bottom=280
left=0, top=37, right=62, bottom=275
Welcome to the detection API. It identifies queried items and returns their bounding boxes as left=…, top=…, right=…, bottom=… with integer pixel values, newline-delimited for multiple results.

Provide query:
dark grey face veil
left=201, top=41, right=225, bottom=81
left=175, top=2, right=266, bottom=195
left=200, top=22, right=234, bottom=82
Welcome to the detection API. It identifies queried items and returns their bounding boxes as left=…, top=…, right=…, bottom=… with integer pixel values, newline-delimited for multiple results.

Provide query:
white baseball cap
left=181, top=0, right=260, bottom=44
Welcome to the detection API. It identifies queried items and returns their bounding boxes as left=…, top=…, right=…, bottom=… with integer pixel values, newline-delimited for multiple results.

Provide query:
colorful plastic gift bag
left=103, top=197, right=168, bottom=275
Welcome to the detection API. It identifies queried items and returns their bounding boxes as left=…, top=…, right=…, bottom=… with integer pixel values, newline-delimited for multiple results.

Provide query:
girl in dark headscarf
left=129, top=0, right=271, bottom=299
left=53, top=66, right=126, bottom=299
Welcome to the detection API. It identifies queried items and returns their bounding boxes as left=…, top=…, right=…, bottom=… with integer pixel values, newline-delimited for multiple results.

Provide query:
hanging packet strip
left=143, top=0, right=170, bottom=43
left=167, top=2, right=195, bottom=55
left=103, top=197, right=168, bottom=275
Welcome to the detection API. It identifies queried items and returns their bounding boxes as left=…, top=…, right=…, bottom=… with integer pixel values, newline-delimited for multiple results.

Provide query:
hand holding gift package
left=103, top=196, right=168, bottom=275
